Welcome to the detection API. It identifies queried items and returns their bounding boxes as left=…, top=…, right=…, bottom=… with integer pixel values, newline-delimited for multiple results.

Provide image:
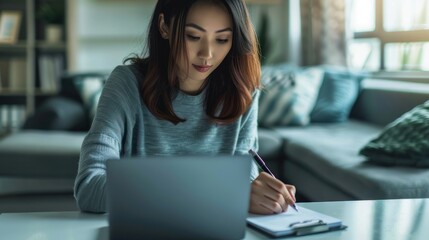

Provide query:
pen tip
left=292, top=204, right=299, bottom=212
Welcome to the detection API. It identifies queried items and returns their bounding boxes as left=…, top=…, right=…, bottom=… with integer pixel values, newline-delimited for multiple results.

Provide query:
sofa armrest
left=0, top=130, right=85, bottom=178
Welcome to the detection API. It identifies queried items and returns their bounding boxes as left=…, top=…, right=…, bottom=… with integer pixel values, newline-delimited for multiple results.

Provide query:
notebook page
left=247, top=206, right=342, bottom=236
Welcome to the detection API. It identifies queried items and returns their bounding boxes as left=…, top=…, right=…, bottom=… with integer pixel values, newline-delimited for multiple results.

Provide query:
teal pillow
left=359, top=100, right=429, bottom=167
left=310, top=67, right=364, bottom=122
left=258, top=65, right=324, bottom=127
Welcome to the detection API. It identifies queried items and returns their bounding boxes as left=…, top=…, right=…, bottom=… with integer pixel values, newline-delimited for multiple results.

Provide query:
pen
left=249, top=149, right=299, bottom=212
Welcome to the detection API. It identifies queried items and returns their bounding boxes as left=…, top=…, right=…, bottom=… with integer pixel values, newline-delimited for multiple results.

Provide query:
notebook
left=247, top=205, right=346, bottom=237
left=106, top=155, right=252, bottom=240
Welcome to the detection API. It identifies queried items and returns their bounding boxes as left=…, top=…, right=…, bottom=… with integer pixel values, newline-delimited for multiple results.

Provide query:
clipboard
left=247, top=206, right=347, bottom=237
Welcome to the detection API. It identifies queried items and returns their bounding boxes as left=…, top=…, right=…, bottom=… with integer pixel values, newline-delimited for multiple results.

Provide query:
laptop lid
left=106, top=155, right=251, bottom=240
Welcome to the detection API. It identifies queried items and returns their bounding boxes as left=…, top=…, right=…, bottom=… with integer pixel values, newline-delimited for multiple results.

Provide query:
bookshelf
left=0, top=0, right=67, bottom=133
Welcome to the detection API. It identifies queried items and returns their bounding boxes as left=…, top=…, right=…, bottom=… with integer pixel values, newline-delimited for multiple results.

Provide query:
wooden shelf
left=36, top=41, right=66, bottom=51
left=0, top=90, right=27, bottom=96
left=0, top=42, right=27, bottom=52
left=34, top=89, right=57, bottom=95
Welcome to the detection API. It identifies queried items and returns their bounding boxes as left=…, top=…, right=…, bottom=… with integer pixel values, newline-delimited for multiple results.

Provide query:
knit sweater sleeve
left=235, top=90, right=261, bottom=181
left=74, top=65, right=139, bottom=213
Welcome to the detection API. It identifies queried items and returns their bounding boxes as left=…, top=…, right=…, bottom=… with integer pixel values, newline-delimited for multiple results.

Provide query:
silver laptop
left=106, top=155, right=252, bottom=240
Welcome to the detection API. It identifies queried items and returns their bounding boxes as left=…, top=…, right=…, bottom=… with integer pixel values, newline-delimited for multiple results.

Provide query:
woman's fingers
left=286, top=184, right=297, bottom=202
left=259, top=187, right=288, bottom=212
left=249, top=172, right=297, bottom=214
left=260, top=172, right=296, bottom=207
left=250, top=190, right=284, bottom=214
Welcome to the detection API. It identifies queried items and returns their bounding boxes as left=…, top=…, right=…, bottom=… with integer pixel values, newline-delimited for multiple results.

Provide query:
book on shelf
left=0, top=60, right=10, bottom=90
left=0, top=105, right=8, bottom=131
left=0, top=104, right=26, bottom=132
left=8, top=58, right=27, bottom=91
left=38, top=54, right=64, bottom=92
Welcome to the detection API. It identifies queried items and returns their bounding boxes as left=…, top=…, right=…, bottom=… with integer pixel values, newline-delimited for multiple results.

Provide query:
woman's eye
left=186, top=34, right=200, bottom=41
left=217, top=39, right=229, bottom=44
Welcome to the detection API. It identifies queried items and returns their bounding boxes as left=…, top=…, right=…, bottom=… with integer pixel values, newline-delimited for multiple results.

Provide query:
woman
left=74, top=0, right=296, bottom=214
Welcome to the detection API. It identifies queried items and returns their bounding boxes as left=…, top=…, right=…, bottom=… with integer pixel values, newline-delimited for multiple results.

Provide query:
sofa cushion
left=23, top=97, right=88, bottom=131
left=359, top=100, right=429, bottom=167
left=258, top=65, right=324, bottom=127
left=274, top=120, right=429, bottom=199
left=0, top=130, right=86, bottom=178
left=310, top=67, right=364, bottom=123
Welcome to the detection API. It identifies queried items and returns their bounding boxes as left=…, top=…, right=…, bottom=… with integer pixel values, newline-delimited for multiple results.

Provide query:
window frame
left=351, top=0, right=429, bottom=80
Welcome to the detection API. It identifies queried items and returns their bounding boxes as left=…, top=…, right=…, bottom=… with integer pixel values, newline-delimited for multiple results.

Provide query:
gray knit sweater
left=74, top=65, right=260, bottom=213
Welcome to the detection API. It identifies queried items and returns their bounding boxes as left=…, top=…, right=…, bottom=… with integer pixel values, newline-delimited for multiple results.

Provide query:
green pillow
left=359, top=100, right=429, bottom=167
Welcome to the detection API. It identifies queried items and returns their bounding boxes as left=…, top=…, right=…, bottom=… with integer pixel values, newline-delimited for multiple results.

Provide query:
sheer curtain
left=299, top=0, right=348, bottom=66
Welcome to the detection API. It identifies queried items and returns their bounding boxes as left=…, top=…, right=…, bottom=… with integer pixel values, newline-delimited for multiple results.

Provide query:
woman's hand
left=249, top=172, right=296, bottom=214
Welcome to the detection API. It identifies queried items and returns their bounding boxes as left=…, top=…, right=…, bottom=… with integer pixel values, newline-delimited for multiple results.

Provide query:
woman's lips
left=193, top=64, right=212, bottom=73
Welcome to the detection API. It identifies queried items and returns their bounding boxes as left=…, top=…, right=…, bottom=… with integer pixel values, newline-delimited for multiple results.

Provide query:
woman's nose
left=198, top=41, right=213, bottom=60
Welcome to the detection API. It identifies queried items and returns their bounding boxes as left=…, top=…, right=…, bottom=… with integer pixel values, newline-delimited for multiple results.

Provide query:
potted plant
left=37, top=0, right=65, bottom=43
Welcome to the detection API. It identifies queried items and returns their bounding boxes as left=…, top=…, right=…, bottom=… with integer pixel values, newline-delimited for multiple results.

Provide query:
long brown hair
left=128, top=0, right=260, bottom=125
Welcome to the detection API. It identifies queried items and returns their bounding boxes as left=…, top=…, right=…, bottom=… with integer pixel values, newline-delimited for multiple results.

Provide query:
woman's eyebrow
left=185, top=23, right=232, bottom=33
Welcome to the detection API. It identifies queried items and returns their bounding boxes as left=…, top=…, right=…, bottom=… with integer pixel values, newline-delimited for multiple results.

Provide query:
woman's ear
left=158, top=14, right=169, bottom=39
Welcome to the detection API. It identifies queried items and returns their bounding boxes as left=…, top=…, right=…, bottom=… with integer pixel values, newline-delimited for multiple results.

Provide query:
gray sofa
left=1, top=69, right=428, bottom=212
left=259, top=79, right=429, bottom=201
left=0, top=73, right=105, bottom=212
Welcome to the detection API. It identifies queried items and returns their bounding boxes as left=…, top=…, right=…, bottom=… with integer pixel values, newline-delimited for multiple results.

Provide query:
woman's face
left=178, top=1, right=233, bottom=93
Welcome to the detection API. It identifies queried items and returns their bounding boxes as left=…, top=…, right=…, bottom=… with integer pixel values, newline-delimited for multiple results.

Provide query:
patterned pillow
left=74, top=76, right=104, bottom=121
left=359, top=100, right=429, bottom=167
left=258, top=65, right=324, bottom=127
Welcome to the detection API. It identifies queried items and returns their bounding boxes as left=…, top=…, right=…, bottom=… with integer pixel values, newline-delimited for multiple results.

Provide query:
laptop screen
left=107, top=155, right=251, bottom=239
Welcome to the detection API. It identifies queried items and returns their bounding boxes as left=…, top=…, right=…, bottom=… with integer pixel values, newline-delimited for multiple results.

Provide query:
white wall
left=68, top=0, right=290, bottom=73
left=68, top=0, right=156, bottom=72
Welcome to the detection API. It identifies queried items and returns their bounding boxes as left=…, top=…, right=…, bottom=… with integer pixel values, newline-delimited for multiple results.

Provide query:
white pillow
left=74, top=77, right=104, bottom=121
left=258, top=67, right=324, bottom=127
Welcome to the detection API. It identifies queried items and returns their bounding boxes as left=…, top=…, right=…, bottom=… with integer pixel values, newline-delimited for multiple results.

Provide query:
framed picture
left=0, top=11, right=22, bottom=44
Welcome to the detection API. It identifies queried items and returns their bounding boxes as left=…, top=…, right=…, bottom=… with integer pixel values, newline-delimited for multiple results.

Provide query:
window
left=348, top=0, right=429, bottom=73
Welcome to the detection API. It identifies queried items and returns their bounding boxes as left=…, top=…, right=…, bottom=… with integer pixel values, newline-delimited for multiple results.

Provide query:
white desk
left=1, top=198, right=428, bottom=240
